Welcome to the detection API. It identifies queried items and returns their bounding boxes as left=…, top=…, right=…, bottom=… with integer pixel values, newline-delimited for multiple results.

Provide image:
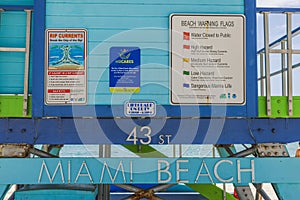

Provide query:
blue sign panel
left=109, top=47, right=141, bottom=93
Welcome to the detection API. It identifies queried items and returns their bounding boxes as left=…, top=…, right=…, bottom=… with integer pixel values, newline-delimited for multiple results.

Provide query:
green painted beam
left=123, top=145, right=236, bottom=200
left=122, top=144, right=167, bottom=158
left=258, top=96, right=300, bottom=118
left=1, top=95, right=299, bottom=118
left=1, top=95, right=300, bottom=118
left=0, top=95, right=32, bottom=117
left=188, top=184, right=237, bottom=200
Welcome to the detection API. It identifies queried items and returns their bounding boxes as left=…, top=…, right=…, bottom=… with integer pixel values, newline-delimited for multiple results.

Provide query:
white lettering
left=75, top=161, right=93, bottom=183
left=158, top=160, right=172, bottom=183
left=158, top=135, right=165, bottom=144
left=140, top=126, right=152, bottom=145
left=195, top=161, right=214, bottom=183
left=237, top=160, right=255, bottom=183
left=214, top=160, right=233, bottom=183
left=68, top=160, right=71, bottom=183
left=158, top=134, right=172, bottom=144
left=38, top=160, right=65, bottom=183
left=130, top=160, right=133, bottom=183
left=100, top=161, right=126, bottom=183
left=176, top=160, right=189, bottom=183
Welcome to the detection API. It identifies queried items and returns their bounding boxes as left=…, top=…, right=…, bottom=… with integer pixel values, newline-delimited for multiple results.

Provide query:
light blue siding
left=0, top=0, right=33, bottom=6
left=47, top=4, right=243, bottom=17
left=88, top=94, right=169, bottom=105
left=0, top=9, right=33, bottom=94
left=46, top=0, right=244, bottom=105
left=89, top=42, right=169, bottom=55
left=47, top=0, right=243, bottom=4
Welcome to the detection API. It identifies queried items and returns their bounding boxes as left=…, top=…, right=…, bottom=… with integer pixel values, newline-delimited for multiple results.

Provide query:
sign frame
left=45, top=28, right=88, bottom=105
left=124, top=101, right=156, bottom=117
left=109, top=46, right=141, bottom=93
left=170, top=14, right=246, bottom=105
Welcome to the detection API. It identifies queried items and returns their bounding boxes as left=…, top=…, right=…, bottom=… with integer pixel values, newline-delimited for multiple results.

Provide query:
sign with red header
left=45, top=29, right=87, bottom=105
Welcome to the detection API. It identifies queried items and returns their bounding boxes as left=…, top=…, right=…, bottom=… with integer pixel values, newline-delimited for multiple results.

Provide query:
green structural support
left=258, top=96, right=300, bottom=118
left=122, top=145, right=167, bottom=158
left=0, top=96, right=32, bottom=117
left=123, top=145, right=236, bottom=200
left=188, top=184, right=237, bottom=200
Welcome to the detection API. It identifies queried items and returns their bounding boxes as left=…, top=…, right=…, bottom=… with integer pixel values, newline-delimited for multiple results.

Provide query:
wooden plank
left=87, top=94, right=169, bottom=105
left=88, top=42, right=168, bottom=55
left=0, top=38, right=26, bottom=47
left=47, top=16, right=168, bottom=29
left=48, top=0, right=243, bottom=5
left=1, top=12, right=27, bottom=25
left=0, top=0, right=33, bottom=6
left=87, top=29, right=168, bottom=42
left=0, top=53, right=25, bottom=62
left=0, top=63, right=26, bottom=73
left=46, top=4, right=243, bottom=17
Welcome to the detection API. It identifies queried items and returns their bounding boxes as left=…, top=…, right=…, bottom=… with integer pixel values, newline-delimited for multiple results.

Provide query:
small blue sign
left=125, top=101, right=156, bottom=117
left=109, top=47, right=140, bottom=93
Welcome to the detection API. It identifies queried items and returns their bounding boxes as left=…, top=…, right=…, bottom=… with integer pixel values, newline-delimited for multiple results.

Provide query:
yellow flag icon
left=183, top=58, right=190, bottom=63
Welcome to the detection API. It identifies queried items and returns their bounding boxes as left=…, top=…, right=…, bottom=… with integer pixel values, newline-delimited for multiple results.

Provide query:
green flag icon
left=183, top=70, right=190, bottom=75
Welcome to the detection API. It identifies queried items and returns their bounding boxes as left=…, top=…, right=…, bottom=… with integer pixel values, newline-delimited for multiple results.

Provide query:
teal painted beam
left=15, top=189, right=97, bottom=200
left=273, top=184, right=300, bottom=200
left=117, top=145, right=237, bottom=200
left=0, top=158, right=298, bottom=184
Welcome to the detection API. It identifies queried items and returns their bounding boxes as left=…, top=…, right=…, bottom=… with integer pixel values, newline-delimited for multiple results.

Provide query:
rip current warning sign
left=45, top=29, right=87, bottom=105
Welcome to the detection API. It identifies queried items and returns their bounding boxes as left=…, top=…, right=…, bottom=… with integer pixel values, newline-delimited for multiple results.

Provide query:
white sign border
left=169, top=14, right=246, bottom=106
left=45, top=28, right=88, bottom=105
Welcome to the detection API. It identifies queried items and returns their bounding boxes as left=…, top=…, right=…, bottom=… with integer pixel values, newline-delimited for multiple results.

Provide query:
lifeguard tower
left=0, top=0, right=300, bottom=199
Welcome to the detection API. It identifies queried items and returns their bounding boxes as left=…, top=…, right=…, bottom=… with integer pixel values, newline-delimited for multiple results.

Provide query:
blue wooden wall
left=46, top=0, right=245, bottom=105
left=1, top=1, right=33, bottom=6
left=0, top=0, right=33, bottom=94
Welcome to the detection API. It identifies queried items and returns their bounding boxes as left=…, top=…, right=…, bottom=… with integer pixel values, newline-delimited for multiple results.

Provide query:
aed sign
left=170, top=14, right=245, bottom=105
